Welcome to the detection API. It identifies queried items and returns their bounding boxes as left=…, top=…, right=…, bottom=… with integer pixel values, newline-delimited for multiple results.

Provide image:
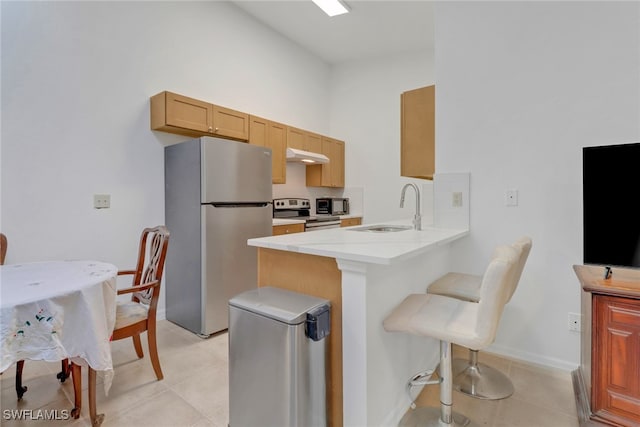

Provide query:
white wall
left=329, top=51, right=436, bottom=224
left=435, top=1, right=640, bottom=369
left=1, top=1, right=331, bottom=311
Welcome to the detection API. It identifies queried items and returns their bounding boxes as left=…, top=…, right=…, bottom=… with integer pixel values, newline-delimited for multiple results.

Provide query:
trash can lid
left=229, top=287, right=330, bottom=325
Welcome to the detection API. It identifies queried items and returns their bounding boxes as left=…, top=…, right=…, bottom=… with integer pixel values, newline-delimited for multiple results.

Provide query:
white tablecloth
left=1, top=260, right=117, bottom=392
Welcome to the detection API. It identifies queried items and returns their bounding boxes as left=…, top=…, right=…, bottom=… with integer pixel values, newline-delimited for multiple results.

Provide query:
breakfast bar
left=248, top=220, right=469, bottom=427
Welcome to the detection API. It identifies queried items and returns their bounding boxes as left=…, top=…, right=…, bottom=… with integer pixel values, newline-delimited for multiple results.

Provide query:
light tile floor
left=1, top=320, right=579, bottom=426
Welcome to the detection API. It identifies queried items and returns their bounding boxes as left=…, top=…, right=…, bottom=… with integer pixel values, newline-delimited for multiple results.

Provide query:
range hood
left=286, top=147, right=329, bottom=164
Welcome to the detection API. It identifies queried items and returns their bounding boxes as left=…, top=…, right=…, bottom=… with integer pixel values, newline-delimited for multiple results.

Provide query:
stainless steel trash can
left=228, top=287, right=331, bottom=427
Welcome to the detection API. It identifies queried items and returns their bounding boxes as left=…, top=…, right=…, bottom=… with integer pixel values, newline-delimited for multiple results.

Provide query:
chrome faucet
left=400, top=183, right=421, bottom=231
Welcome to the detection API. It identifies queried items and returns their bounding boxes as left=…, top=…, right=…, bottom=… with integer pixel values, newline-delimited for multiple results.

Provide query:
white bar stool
left=427, top=237, right=531, bottom=400
left=384, top=244, right=521, bottom=426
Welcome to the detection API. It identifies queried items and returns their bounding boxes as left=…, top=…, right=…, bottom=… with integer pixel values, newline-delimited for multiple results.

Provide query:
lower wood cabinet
left=592, top=294, right=640, bottom=425
left=574, top=265, right=640, bottom=427
left=272, top=223, right=304, bottom=236
left=340, top=217, right=362, bottom=227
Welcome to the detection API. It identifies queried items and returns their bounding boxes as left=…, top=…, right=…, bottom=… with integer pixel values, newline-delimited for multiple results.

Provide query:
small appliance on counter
left=273, top=198, right=341, bottom=231
left=316, top=197, right=349, bottom=216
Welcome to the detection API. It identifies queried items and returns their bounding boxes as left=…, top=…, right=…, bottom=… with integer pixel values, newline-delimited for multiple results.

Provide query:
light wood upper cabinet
left=401, top=85, right=434, bottom=180
left=287, top=127, right=306, bottom=150
left=151, top=91, right=249, bottom=141
left=306, top=131, right=322, bottom=153
left=249, top=115, right=286, bottom=184
left=306, top=137, right=345, bottom=188
left=212, top=105, right=249, bottom=141
left=151, top=92, right=213, bottom=137
left=286, top=127, right=322, bottom=153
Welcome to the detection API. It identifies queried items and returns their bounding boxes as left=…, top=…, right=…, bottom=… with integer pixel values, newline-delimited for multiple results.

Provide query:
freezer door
left=201, top=137, right=272, bottom=203
left=202, top=203, right=272, bottom=335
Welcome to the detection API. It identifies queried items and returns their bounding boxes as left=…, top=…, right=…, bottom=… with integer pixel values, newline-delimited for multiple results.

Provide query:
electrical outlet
left=505, top=189, right=518, bottom=207
left=452, top=192, right=463, bottom=207
left=568, top=312, right=581, bottom=332
left=93, top=194, right=111, bottom=209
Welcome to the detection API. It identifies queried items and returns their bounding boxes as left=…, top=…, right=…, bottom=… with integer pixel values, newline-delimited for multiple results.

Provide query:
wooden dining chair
left=111, top=225, right=170, bottom=380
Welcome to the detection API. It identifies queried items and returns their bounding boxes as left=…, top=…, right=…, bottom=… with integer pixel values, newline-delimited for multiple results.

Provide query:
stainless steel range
left=273, top=198, right=341, bottom=231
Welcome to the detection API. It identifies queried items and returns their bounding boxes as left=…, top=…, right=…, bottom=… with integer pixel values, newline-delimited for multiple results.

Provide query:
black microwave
left=316, top=198, right=349, bottom=215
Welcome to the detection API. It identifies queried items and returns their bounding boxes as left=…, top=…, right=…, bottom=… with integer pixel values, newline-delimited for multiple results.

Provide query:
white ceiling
left=230, top=0, right=435, bottom=64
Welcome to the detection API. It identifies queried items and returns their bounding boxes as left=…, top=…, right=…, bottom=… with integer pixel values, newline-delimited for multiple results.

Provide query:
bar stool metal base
left=399, top=407, right=477, bottom=427
left=452, top=356, right=514, bottom=400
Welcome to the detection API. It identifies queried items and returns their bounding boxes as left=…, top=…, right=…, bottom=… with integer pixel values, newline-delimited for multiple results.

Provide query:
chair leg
left=70, top=363, right=82, bottom=419
left=57, top=359, right=70, bottom=382
left=15, top=360, right=27, bottom=400
left=398, top=341, right=475, bottom=427
left=452, top=349, right=514, bottom=400
left=88, top=366, right=104, bottom=426
left=147, top=324, right=164, bottom=380
left=132, top=334, right=144, bottom=358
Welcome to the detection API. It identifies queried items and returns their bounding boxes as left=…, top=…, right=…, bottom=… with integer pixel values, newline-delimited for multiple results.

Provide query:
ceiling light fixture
left=312, top=0, right=349, bottom=17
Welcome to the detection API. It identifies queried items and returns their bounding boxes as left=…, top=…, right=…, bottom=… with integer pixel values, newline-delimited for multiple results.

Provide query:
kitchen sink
left=350, top=225, right=413, bottom=233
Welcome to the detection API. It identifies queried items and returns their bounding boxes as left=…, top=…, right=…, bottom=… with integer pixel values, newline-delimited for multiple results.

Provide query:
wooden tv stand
left=573, top=265, right=640, bottom=427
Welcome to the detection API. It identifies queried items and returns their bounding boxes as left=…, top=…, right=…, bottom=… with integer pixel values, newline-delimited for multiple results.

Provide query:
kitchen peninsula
left=248, top=220, right=469, bottom=427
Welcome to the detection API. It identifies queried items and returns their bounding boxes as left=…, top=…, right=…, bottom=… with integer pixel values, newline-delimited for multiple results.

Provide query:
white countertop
left=252, top=219, right=468, bottom=265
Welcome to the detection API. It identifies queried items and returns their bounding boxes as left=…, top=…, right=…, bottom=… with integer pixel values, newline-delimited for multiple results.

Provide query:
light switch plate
left=452, top=192, right=463, bottom=207
left=94, top=194, right=110, bottom=209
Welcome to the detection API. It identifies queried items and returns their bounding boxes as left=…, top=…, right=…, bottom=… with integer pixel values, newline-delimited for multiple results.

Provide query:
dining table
left=0, top=260, right=118, bottom=425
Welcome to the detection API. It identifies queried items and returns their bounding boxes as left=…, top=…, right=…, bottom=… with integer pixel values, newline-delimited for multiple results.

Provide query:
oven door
left=305, top=220, right=341, bottom=231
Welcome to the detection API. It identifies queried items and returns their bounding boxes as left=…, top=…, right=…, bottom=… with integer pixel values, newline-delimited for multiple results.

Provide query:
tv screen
left=583, top=142, right=640, bottom=268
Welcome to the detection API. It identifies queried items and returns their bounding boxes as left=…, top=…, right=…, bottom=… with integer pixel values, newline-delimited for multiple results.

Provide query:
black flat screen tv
left=583, top=142, right=640, bottom=268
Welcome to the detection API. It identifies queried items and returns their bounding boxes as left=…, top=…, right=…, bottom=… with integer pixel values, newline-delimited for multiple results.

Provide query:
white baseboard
left=486, top=343, right=578, bottom=372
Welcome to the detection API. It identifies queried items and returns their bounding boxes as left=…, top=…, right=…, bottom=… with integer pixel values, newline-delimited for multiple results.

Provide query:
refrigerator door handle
left=204, top=202, right=271, bottom=208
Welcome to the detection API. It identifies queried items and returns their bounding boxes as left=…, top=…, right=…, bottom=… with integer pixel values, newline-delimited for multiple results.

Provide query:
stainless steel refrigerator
left=164, top=136, right=272, bottom=336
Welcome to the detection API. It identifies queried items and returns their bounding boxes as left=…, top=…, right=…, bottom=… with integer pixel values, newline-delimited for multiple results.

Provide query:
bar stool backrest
left=473, top=244, right=520, bottom=349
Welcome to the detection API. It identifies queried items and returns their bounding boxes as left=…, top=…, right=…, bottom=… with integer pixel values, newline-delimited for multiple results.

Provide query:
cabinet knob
left=208, top=126, right=213, bottom=132
left=214, top=127, right=219, bottom=132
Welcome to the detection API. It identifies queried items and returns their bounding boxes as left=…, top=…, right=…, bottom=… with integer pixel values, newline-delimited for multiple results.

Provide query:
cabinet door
left=272, top=223, right=304, bottom=235
left=307, top=137, right=345, bottom=188
left=287, top=127, right=306, bottom=150
left=249, top=116, right=287, bottom=184
left=212, top=105, right=249, bottom=141
left=163, top=92, right=213, bottom=134
left=267, top=120, right=287, bottom=184
left=332, top=140, right=345, bottom=187
left=306, top=132, right=322, bottom=153
left=340, top=217, right=361, bottom=227
left=593, top=295, right=640, bottom=424
left=401, top=85, right=434, bottom=180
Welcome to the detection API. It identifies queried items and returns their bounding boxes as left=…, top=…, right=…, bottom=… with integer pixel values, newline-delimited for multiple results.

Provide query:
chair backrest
left=472, top=244, right=520, bottom=349
left=0, top=233, right=7, bottom=265
left=506, top=236, right=532, bottom=301
left=131, top=226, right=170, bottom=307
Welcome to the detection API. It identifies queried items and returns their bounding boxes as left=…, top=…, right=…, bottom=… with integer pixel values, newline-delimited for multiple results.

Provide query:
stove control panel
left=273, top=198, right=310, bottom=210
